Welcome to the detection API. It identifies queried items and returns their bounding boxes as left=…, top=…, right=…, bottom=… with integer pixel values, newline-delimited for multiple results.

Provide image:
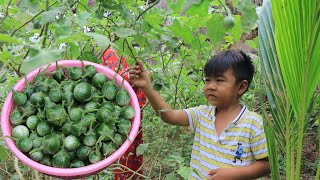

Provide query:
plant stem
left=34, top=169, right=40, bottom=180
left=41, top=0, right=50, bottom=48
left=217, top=0, right=229, bottom=15
left=285, top=113, right=291, bottom=179
left=110, top=163, right=147, bottom=179
left=173, top=57, right=185, bottom=109
left=10, top=1, right=57, bottom=36
left=124, top=38, right=137, bottom=62
left=0, top=166, right=13, bottom=178
left=14, top=157, right=24, bottom=180
left=0, top=0, right=12, bottom=25
left=147, top=126, right=171, bottom=179
left=135, top=0, right=160, bottom=23
left=295, top=113, right=306, bottom=180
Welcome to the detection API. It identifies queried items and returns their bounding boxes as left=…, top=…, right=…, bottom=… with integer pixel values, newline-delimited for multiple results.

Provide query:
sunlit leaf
left=185, top=0, right=211, bottom=17
left=168, top=0, right=185, bottom=13
left=0, top=145, right=9, bottom=162
left=227, top=15, right=242, bottom=41
left=205, top=14, right=226, bottom=47
left=177, top=166, right=191, bottom=179
left=0, top=34, right=22, bottom=44
left=0, top=49, right=12, bottom=63
left=169, top=20, right=193, bottom=44
left=259, top=0, right=320, bottom=179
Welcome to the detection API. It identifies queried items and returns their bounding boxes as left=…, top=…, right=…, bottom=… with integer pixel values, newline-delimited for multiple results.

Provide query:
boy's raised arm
left=129, top=62, right=189, bottom=126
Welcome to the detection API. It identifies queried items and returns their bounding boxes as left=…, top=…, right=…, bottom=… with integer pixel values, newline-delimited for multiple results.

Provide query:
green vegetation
left=0, top=0, right=318, bottom=179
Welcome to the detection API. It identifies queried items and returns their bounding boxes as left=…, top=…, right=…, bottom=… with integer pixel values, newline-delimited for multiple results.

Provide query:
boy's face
left=204, top=69, right=248, bottom=108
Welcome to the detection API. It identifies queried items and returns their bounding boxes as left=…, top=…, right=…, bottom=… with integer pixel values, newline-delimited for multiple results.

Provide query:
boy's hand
left=129, top=61, right=152, bottom=90
left=208, top=168, right=237, bottom=180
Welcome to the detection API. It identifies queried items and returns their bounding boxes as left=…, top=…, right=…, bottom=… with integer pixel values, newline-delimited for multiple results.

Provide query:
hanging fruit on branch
left=224, top=15, right=235, bottom=29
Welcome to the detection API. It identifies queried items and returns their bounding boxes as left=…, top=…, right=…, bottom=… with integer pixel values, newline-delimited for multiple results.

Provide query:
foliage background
left=0, top=0, right=318, bottom=179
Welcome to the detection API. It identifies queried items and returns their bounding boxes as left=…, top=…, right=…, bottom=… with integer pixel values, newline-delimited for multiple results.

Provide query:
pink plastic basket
left=1, top=60, right=141, bottom=178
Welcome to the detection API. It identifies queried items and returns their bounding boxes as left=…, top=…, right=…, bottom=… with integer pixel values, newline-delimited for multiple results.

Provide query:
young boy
left=129, top=50, right=270, bottom=179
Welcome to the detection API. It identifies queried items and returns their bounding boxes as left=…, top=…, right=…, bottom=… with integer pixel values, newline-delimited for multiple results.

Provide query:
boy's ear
left=238, top=80, right=248, bottom=96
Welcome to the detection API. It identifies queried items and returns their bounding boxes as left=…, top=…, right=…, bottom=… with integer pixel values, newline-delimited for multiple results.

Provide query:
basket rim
left=1, top=60, right=141, bottom=178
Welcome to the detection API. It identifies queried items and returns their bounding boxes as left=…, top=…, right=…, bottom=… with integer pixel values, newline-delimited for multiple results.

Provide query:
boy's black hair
left=204, top=49, right=255, bottom=85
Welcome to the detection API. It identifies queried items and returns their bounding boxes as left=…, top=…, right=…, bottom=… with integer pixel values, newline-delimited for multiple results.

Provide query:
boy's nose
left=209, top=82, right=217, bottom=90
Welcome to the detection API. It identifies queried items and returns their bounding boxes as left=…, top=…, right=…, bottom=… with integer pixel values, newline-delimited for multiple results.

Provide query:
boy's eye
left=205, top=78, right=210, bottom=81
left=217, top=78, right=224, bottom=82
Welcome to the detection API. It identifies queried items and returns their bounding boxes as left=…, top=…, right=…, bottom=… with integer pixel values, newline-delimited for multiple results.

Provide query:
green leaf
left=144, top=11, right=164, bottom=28
left=0, top=49, right=12, bottom=63
left=169, top=20, right=193, bottom=44
left=236, top=0, right=258, bottom=33
left=0, top=145, right=9, bottom=162
left=133, top=34, right=150, bottom=47
left=118, top=3, right=134, bottom=22
left=227, top=15, right=242, bottom=41
left=18, top=0, right=41, bottom=13
left=84, top=32, right=115, bottom=50
left=205, top=14, right=226, bottom=47
left=41, top=7, right=64, bottom=24
left=114, top=28, right=137, bottom=38
left=75, top=11, right=92, bottom=27
left=185, top=0, right=211, bottom=17
left=181, top=0, right=201, bottom=12
left=177, top=166, right=191, bottom=179
left=55, top=35, right=86, bottom=44
left=21, top=48, right=63, bottom=74
left=191, top=168, right=203, bottom=178
left=79, top=50, right=99, bottom=63
left=69, top=43, right=81, bottom=60
left=165, top=173, right=177, bottom=180
left=136, top=143, right=149, bottom=156
left=0, top=34, right=22, bottom=44
left=168, top=0, right=185, bottom=13
left=52, top=18, right=73, bottom=38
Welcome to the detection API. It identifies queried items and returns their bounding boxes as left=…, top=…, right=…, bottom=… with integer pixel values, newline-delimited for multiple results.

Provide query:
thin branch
left=10, top=1, right=58, bottom=36
left=173, top=57, right=185, bottom=109
left=41, top=0, right=50, bottom=48
left=0, top=166, right=13, bottom=178
left=124, top=38, right=138, bottom=62
left=77, top=0, right=90, bottom=12
left=14, top=157, right=24, bottom=180
left=218, top=0, right=229, bottom=14
left=110, top=163, right=147, bottom=179
left=6, top=62, right=21, bottom=77
left=163, top=42, right=184, bottom=70
left=147, top=126, right=171, bottom=179
left=0, top=0, right=12, bottom=24
left=135, top=0, right=160, bottom=23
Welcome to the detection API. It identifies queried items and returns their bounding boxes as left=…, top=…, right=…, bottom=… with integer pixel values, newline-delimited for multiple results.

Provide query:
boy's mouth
left=208, top=94, right=217, bottom=98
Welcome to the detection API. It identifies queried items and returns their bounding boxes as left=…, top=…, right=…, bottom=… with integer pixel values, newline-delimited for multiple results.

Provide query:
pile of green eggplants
left=9, top=61, right=135, bottom=168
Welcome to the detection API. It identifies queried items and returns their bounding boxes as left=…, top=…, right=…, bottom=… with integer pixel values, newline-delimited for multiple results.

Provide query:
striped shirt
left=184, top=105, right=268, bottom=179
